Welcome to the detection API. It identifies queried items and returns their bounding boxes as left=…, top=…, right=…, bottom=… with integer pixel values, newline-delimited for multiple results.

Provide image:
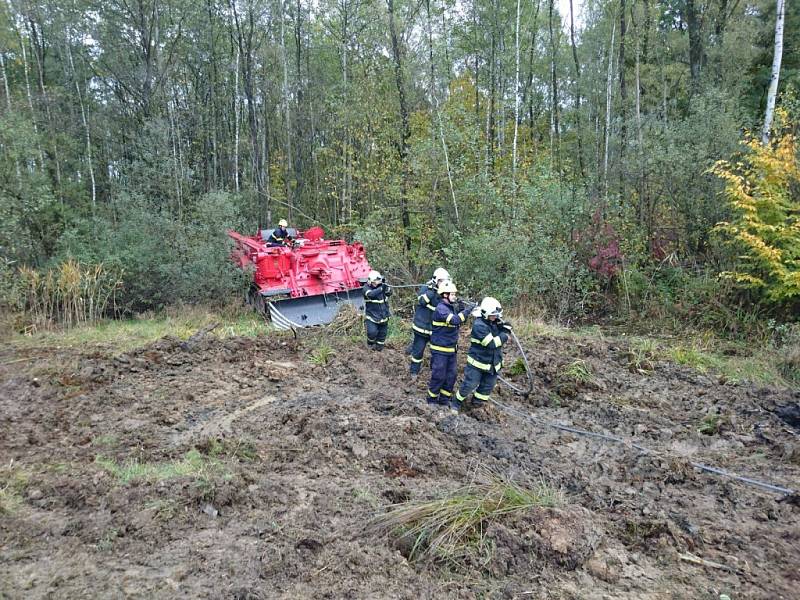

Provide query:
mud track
left=1, top=330, right=799, bottom=598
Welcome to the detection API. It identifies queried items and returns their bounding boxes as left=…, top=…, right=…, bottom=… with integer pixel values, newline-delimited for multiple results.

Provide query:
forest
left=0, top=0, right=798, bottom=330
left=3, top=2, right=800, bottom=597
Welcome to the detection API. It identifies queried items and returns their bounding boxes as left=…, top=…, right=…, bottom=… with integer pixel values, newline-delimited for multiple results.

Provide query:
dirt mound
left=1, top=328, right=799, bottom=598
left=486, top=506, right=602, bottom=575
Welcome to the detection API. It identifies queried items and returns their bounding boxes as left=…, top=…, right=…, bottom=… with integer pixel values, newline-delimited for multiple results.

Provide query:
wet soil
left=1, top=327, right=799, bottom=599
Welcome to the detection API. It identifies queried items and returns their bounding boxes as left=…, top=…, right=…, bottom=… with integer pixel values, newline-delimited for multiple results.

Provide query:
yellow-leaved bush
left=711, top=117, right=800, bottom=307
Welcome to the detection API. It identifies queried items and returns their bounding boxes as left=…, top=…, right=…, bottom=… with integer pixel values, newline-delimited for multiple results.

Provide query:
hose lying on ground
left=489, top=323, right=797, bottom=496
left=490, top=397, right=797, bottom=497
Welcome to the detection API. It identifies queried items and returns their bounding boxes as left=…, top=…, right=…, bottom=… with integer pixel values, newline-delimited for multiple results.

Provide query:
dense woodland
left=0, top=0, right=798, bottom=329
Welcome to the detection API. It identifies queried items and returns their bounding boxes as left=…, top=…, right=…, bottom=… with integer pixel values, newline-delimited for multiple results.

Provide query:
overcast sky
left=557, top=0, right=585, bottom=30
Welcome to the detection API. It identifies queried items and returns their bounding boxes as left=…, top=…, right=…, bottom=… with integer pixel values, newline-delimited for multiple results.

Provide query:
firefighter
left=454, top=297, right=511, bottom=412
left=267, top=219, right=291, bottom=246
left=427, top=281, right=474, bottom=407
left=408, top=267, right=451, bottom=380
left=363, top=270, right=392, bottom=351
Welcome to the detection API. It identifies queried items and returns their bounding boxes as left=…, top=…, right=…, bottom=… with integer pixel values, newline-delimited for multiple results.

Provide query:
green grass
left=561, top=359, right=595, bottom=384
left=665, top=340, right=791, bottom=386
left=7, top=305, right=276, bottom=352
left=309, top=343, right=336, bottom=366
left=387, top=315, right=412, bottom=344
left=698, top=413, right=721, bottom=436
left=0, top=464, right=30, bottom=514
left=371, top=474, right=563, bottom=566
left=198, top=437, right=258, bottom=462
left=95, top=449, right=224, bottom=485
left=507, top=357, right=527, bottom=376
left=626, top=338, right=658, bottom=374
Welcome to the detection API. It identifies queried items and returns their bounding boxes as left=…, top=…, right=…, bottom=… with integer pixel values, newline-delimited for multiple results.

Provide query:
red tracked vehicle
left=228, top=226, right=372, bottom=329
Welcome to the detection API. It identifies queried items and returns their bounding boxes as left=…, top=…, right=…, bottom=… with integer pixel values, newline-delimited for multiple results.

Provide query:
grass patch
left=197, top=437, right=258, bottom=462
left=371, top=473, right=562, bottom=566
left=0, top=464, right=29, bottom=514
left=626, top=338, right=658, bottom=374
left=561, top=359, right=595, bottom=384
left=387, top=315, right=412, bottom=344
left=668, top=343, right=720, bottom=373
left=507, top=357, right=527, bottom=376
left=663, top=337, right=794, bottom=387
left=95, top=449, right=224, bottom=485
left=309, top=343, right=336, bottom=366
left=509, top=316, right=570, bottom=339
left=7, top=304, right=276, bottom=352
left=698, top=413, right=722, bottom=436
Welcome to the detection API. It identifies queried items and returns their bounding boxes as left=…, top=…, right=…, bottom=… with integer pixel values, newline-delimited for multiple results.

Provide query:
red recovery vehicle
left=228, top=226, right=372, bottom=328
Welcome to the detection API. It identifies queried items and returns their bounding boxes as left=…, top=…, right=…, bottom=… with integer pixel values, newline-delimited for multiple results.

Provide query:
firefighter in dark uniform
left=454, top=297, right=510, bottom=412
left=267, top=219, right=291, bottom=246
left=408, top=267, right=451, bottom=380
left=363, top=270, right=392, bottom=351
left=427, top=281, right=474, bottom=408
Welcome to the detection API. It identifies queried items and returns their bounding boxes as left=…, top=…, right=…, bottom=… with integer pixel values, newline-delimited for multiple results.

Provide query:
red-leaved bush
left=573, top=209, right=624, bottom=279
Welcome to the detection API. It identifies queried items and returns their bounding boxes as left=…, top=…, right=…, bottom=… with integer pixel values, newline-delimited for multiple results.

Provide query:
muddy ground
left=1, top=324, right=799, bottom=599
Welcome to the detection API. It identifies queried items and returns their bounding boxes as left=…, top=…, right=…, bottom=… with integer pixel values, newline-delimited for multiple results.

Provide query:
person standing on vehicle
left=408, top=267, right=451, bottom=380
left=363, top=270, right=392, bottom=351
left=267, top=219, right=291, bottom=246
left=427, top=281, right=474, bottom=408
left=453, top=297, right=510, bottom=412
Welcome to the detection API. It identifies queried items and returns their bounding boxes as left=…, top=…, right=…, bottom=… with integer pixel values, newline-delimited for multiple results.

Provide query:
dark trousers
left=409, top=331, right=430, bottom=374
left=428, top=351, right=457, bottom=402
left=456, top=363, right=498, bottom=404
left=365, top=320, right=387, bottom=350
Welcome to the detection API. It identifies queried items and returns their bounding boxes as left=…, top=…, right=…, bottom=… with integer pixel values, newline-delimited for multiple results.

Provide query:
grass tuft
left=698, top=413, right=722, bottom=436
left=7, top=304, right=277, bottom=351
left=309, top=343, right=336, bottom=366
left=561, top=359, right=595, bottom=384
left=626, top=338, right=658, bottom=374
left=371, top=473, right=562, bottom=566
left=0, top=464, right=29, bottom=514
left=95, top=449, right=224, bottom=485
left=507, top=357, right=527, bottom=376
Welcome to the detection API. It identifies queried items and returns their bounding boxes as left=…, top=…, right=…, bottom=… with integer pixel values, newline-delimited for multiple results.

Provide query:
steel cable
left=490, top=397, right=797, bottom=496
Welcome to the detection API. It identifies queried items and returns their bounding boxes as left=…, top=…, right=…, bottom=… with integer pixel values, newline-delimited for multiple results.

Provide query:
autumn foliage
left=711, top=117, right=800, bottom=309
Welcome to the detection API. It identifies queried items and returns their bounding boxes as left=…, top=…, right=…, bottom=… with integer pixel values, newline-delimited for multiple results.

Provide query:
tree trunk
left=512, top=0, right=521, bottom=186
left=426, top=0, right=459, bottom=224
left=619, top=0, right=627, bottom=197
left=686, top=0, right=703, bottom=95
left=487, top=4, right=496, bottom=178
left=233, top=44, right=240, bottom=193
left=603, top=21, right=616, bottom=199
left=569, top=0, right=585, bottom=180
left=281, top=0, right=294, bottom=220
left=67, top=42, right=97, bottom=218
left=386, top=0, right=412, bottom=254
left=0, top=51, right=10, bottom=109
left=761, top=0, right=784, bottom=144
left=548, top=0, right=560, bottom=170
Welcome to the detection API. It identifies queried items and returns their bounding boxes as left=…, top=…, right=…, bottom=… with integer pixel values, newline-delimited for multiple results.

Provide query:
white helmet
left=278, top=219, right=288, bottom=227
left=432, top=267, right=450, bottom=284
left=367, top=270, right=383, bottom=283
left=479, top=296, right=502, bottom=319
left=437, top=280, right=458, bottom=295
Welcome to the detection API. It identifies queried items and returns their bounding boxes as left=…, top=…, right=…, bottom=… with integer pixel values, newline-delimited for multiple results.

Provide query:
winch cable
left=489, top=396, right=797, bottom=496
left=379, top=287, right=796, bottom=496
left=496, top=328, right=535, bottom=398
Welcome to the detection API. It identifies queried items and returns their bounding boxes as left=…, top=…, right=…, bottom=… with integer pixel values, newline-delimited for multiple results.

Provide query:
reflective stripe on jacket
left=430, top=300, right=466, bottom=352
left=411, top=283, right=439, bottom=336
left=363, top=283, right=391, bottom=323
left=466, top=317, right=508, bottom=372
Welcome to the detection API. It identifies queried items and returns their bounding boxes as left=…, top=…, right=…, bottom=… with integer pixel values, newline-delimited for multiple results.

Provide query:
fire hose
left=378, top=283, right=798, bottom=497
